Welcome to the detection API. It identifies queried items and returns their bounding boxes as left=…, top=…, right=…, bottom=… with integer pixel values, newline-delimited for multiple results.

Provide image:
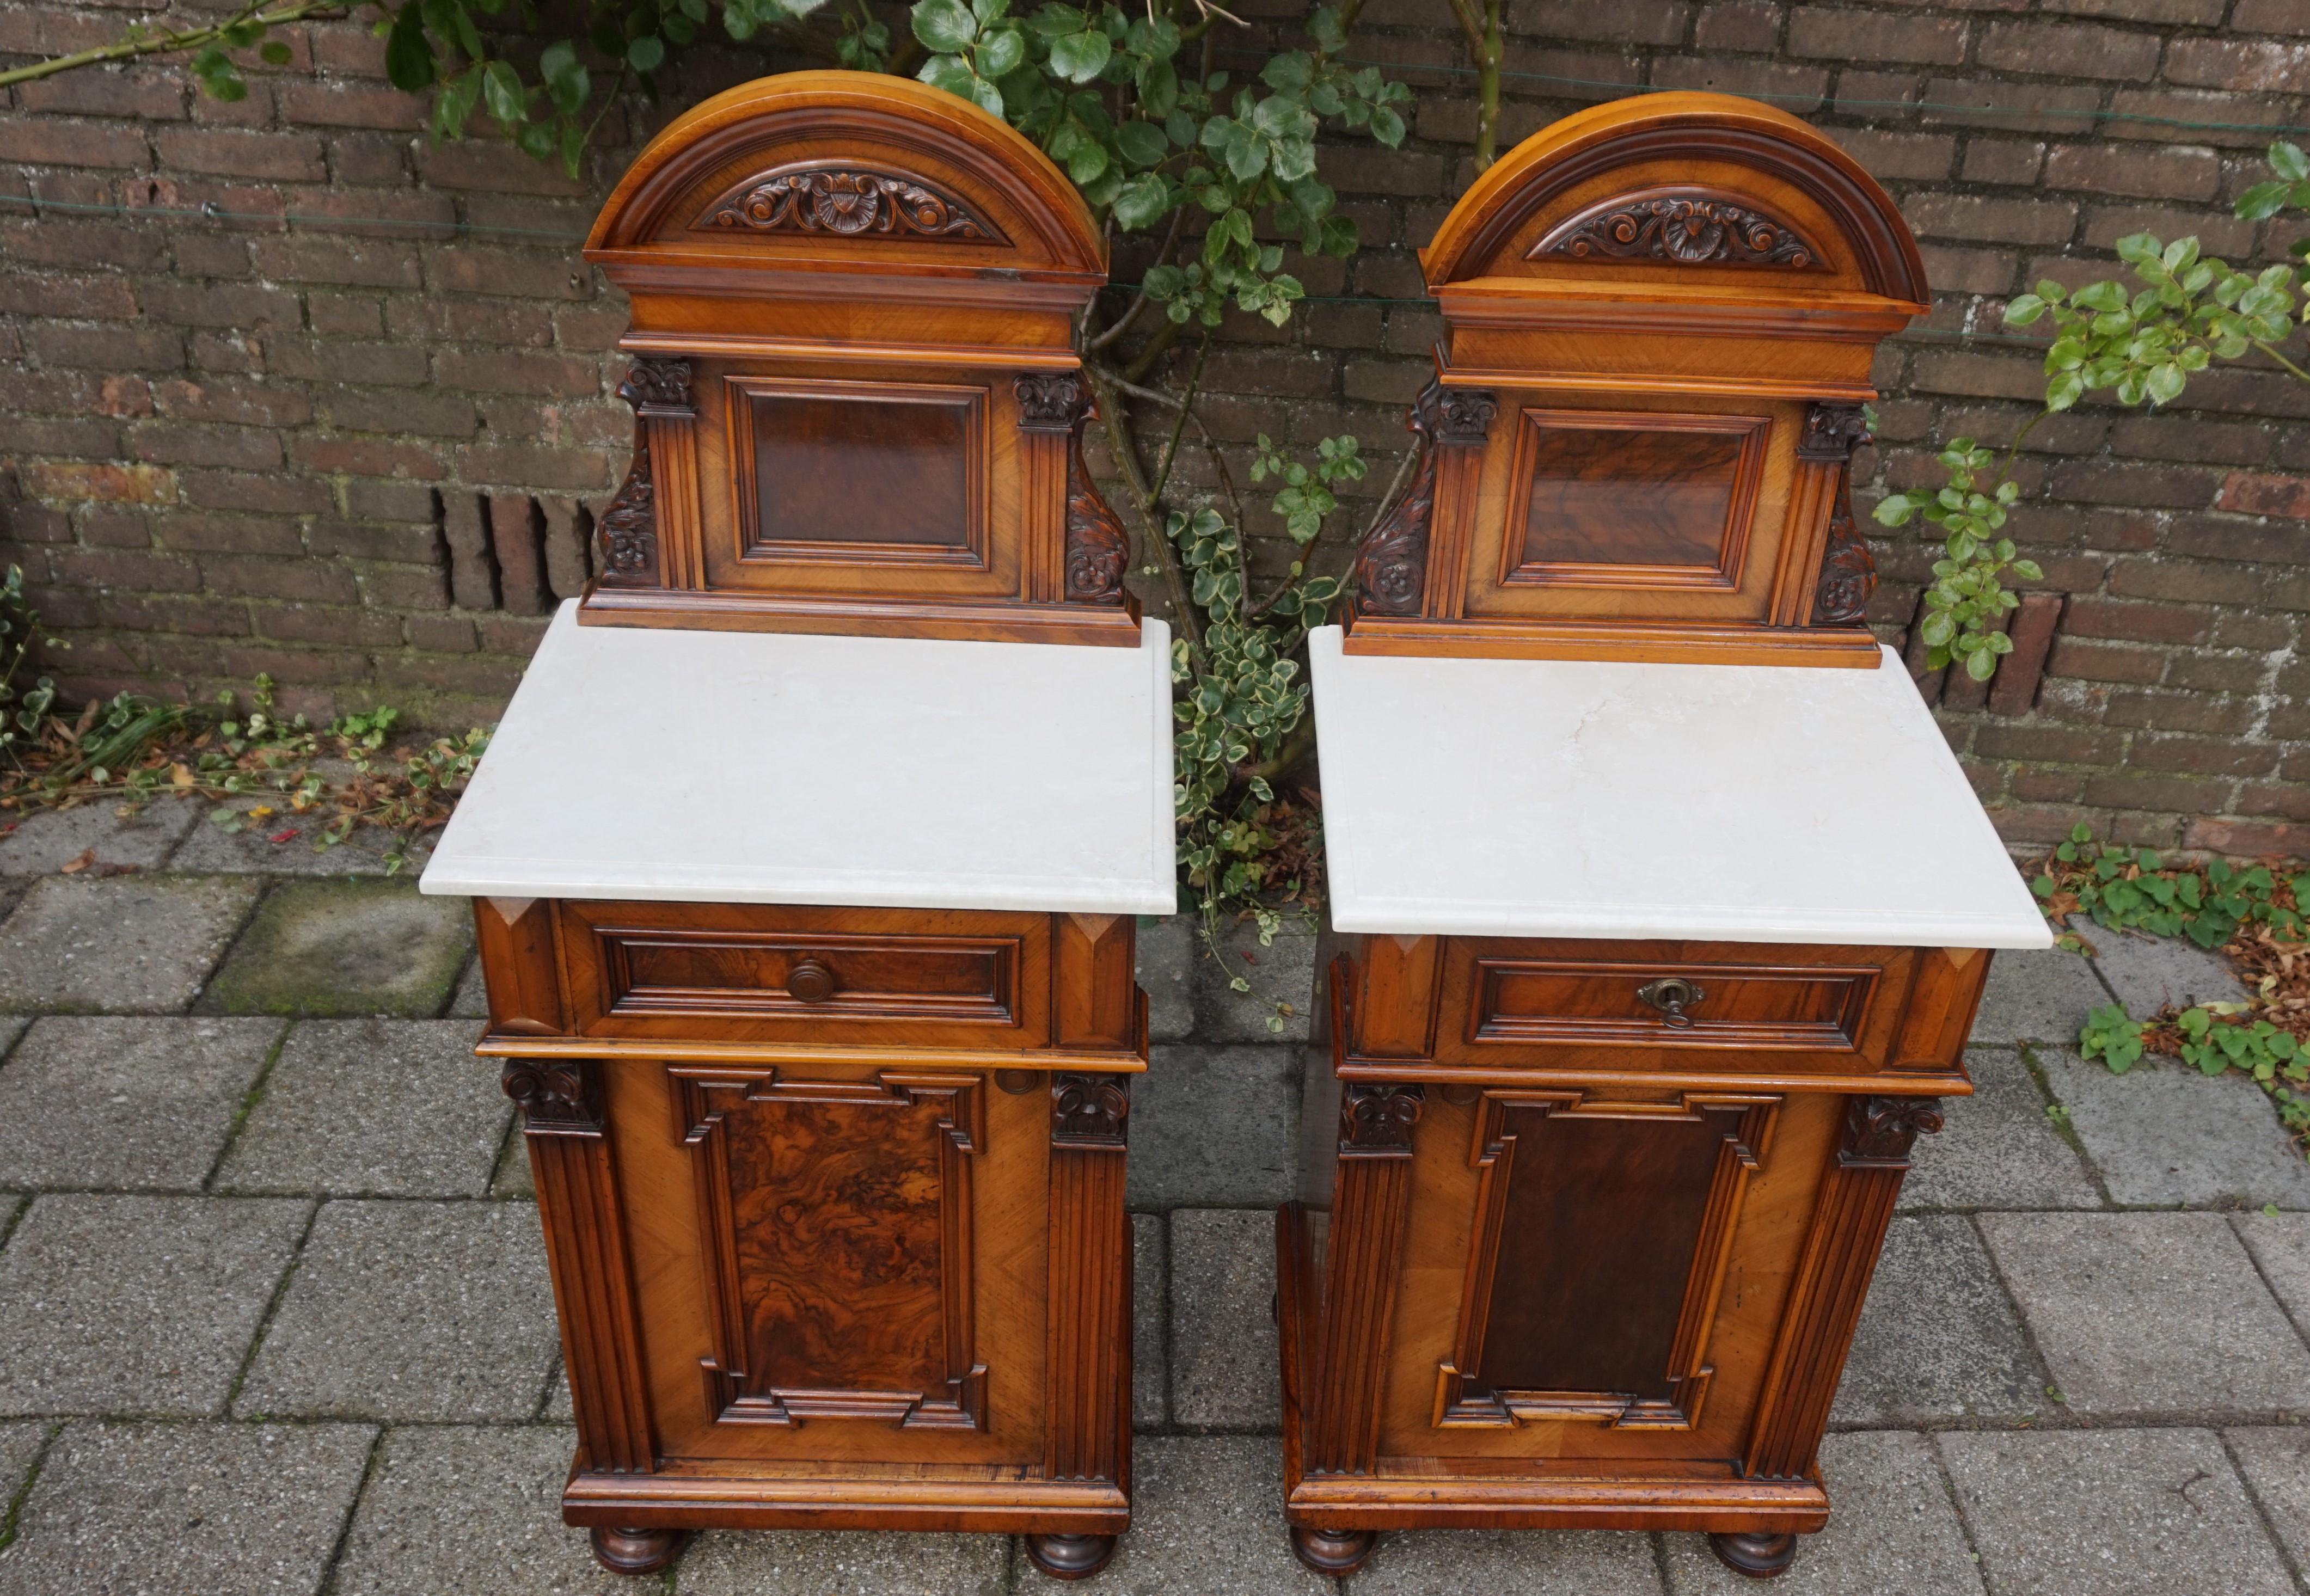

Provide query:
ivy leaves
left=1871, top=438, right=2044, bottom=680
left=911, top=0, right=1407, bottom=328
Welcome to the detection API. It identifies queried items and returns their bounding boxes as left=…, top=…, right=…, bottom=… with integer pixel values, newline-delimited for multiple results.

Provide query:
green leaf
left=2272, top=139, right=2310, bottom=182
left=1048, top=28, right=1112, bottom=83
left=1113, top=118, right=1166, bottom=169
left=482, top=59, right=526, bottom=125
left=539, top=40, right=588, bottom=114
left=626, top=34, right=666, bottom=72
left=384, top=1, right=438, bottom=92
left=918, top=52, right=977, bottom=97
left=2146, top=361, right=2187, bottom=403
left=913, top=0, right=979, bottom=54
left=2237, top=180, right=2293, bottom=222
left=2005, top=293, right=2046, bottom=326
left=976, top=23, right=1024, bottom=78
left=260, top=40, right=293, bottom=65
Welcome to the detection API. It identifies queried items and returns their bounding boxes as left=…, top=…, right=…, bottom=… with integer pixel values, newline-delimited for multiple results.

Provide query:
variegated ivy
left=1877, top=139, right=2310, bottom=684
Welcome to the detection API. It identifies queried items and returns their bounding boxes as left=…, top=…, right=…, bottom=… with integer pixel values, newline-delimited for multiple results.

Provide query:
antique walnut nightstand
left=419, top=72, right=1169, bottom=1582
left=1278, top=93, right=2052, bottom=1580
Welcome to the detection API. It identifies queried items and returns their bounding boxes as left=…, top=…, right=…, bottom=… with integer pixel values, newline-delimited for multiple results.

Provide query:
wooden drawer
left=559, top=901, right=1053, bottom=1048
left=1429, top=938, right=1918, bottom=1070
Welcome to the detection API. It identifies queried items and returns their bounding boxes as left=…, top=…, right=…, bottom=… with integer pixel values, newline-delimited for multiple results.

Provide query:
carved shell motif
left=1534, top=188, right=1822, bottom=270
left=696, top=164, right=1007, bottom=244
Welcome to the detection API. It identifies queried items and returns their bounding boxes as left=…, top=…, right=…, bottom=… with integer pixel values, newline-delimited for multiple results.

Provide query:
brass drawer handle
left=786, top=957, right=838, bottom=1004
left=1637, top=977, right=1705, bottom=1028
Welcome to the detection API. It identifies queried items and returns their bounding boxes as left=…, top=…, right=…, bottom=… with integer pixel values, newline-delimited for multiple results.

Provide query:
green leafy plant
left=2076, top=1002, right=2310, bottom=1149
left=2078, top=1003, right=2147, bottom=1072
left=2032, top=822, right=2308, bottom=950
left=1881, top=141, right=2310, bottom=684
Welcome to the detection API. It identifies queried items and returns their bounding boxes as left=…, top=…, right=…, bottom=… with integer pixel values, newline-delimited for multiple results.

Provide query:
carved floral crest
left=695, top=164, right=1007, bottom=244
left=1534, top=189, right=1823, bottom=270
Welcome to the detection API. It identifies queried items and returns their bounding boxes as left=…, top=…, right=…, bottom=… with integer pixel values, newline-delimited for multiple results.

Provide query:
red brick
left=152, top=512, right=305, bottom=557
left=1693, top=0, right=1780, bottom=51
left=2184, top=817, right=2310, bottom=855
left=2048, top=637, right=2167, bottom=684
left=272, top=81, right=429, bottom=131
left=127, top=423, right=282, bottom=471
left=154, top=128, right=326, bottom=183
left=309, top=519, right=441, bottom=563
left=15, top=66, right=187, bottom=121
left=2044, top=143, right=2222, bottom=202
left=426, top=245, right=593, bottom=300
left=430, top=348, right=605, bottom=399
left=1788, top=7, right=1968, bottom=63
left=1904, top=193, right=2078, bottom=246
left=201, top=555, right=360, bottom=605
left=18, top=462, right=176, bottom=506
left=1919, top=77, right=2103, bottom=132
left=1980, top=19, right=2162, bottom=78
left=249, top=236, right=425, bottom=287
left=2166, top=36, right=2310, bottom=93
left=151, top=378, right=313, bottom=430
left=2214, top=471, right=2310, bottom=518
left=0, top=119, right=152, bottom=170
left=1648, top=57, right=1828, bottom=109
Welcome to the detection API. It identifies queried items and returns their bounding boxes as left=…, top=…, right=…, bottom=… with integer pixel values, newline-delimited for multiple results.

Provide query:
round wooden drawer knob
left=786, top=958, right=838, bottom=1004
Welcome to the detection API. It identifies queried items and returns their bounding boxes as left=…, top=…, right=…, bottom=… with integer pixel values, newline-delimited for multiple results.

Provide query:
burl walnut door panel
left=608, top=1060, right=1049, bottom=1469
left=1383, top=1088, right=1840, bottom=1466
left=560, top=901, right=1052, bottom=1049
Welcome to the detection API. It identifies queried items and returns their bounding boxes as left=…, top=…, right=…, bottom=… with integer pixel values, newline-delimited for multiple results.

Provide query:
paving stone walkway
left=0, top=801, right=2306, bottom=1594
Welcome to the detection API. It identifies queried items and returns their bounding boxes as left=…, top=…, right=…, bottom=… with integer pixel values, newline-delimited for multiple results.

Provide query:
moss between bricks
left=201, top=880, right=473, bottom=1018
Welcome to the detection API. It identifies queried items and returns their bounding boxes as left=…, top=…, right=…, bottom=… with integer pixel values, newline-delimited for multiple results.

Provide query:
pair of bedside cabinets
left=419, top=73, right=2048, bottom=1584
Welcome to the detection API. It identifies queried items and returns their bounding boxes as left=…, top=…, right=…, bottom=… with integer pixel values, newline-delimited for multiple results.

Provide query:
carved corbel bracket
left=1015, top=373, right=1130, bottom=606
left=1052, top=1072, right=1130, bottom=1147
left=1339, top=1082, right=1426, bottom=1155
left=596, top=357, right=694, bottom=588
left=1800, top=400, right=1878, bottom=627
left=1353, top=380, right=1496, bottom=618
left=503, top=1058, right=604, bottom=1135
left=1838, top=1095, right=1943, bottom=1169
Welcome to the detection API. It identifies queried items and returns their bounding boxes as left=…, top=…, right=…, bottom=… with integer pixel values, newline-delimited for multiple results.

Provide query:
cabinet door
left=610, top=1061, right=1050, bottom=1468
left=1382, top=1087, right=1842, bottom=1465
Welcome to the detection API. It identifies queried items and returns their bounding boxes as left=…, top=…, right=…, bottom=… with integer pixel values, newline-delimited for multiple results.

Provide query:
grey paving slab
left=677, top=1528, right=1003, bottom=1595
left=1019, top=1435, right=1327, bottom=1593
left=2225, top=1427, right=2310, bottom=1574
left=1968, top=946, right=2111, bottom=1045
left=2042, top=1051, right=2310, bottom=1208
left=546, top=1362, right=573, bottom=1421
left=2232, top=1211, right=2310, bottom=1335
left=1194, top=916, right=1319, bottom=1042
left=1138, top=913, right=1194, bottom=1043
left=168, top=802, right=424, bottom=875
left=1133, top=1211, right=1167, bottom=1431
left=1978, top=1211, right=2308, bottom=1418
left=236, top=1198, right=556, bottom=1421
left=2089, top=932, right=2244, bottom=1017
left=1664, top=1431, right=1983, bottom=1595
left=212, top=1018, right=510, bottom=1196
left=1356, top=1527, right=1662, bottom=1595
left=0, top=1422, right=47, bottom=1511
left=0, top=874, right=260, bottom=1014
left=1939, top=1427, right=2293, bottom=1596
left=0, top=1193, right=308, bottom=1417
left=333, top=1424, right=638, bottom=1596
left=203, top=879, right=474, bottom=1017
left=1901, top=1047, right=2102, bottom=1211
left=1169, top=1207, right=1278, bottom=1432
left=1830, top=1216, right=2048, bottom=1426
left=450, top=953, right=489, bottom=1018
left=0, top=1420, right=374, bottom=1596
left=1127, top=1045, right=1298, bottom=1210
left=492, top=1122, right=537, bottom=1199
left=0, top=799, right=200, bottom=876
left=0, top=1016, right=281, bottom=1191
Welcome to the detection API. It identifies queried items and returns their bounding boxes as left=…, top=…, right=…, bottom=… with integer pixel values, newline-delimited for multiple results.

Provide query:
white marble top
left=420, top=604, right=1178, bottom=915
left=1308, top=627, right=2051, bottom=949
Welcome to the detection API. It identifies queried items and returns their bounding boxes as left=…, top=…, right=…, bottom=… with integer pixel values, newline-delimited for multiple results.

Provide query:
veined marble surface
left=1309, top=625, right=2052, bottom=949
left=421, top=603, right=1178, bottom=914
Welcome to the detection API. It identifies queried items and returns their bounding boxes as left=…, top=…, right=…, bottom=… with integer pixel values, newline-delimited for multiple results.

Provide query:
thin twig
left=1089, top=208, right=1188, bottom=352
left=1081, top=363, right=1207, bottom=661
left=0, top=0, right=353, bottom=88
left=1094, top=368, right=1248, bottom=532
left=1148, top=336, right=1211, bottom=507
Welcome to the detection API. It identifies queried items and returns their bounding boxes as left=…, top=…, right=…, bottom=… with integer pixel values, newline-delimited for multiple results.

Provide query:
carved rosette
left=1052, top=1073, right=1130, bottom=1147
left=1353, top=380, right=1494, bottom=618
left=1838, top=1095, right=1944, bottom=1169
left=1795, top=401, right=1870, bottom=463
left=502, top=1059, right=603, bottom=1134
left=696, top=165, right=1005, bottom=244
left=1535, top=189, right=1822, bottom=269
left=1339, top=1082, right=1426, bottom=1155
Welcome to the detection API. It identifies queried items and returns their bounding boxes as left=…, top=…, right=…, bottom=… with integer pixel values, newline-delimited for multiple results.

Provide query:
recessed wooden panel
left=678, top=1069, right=985, bottom=1430
left=1504, top=411, right=1767, bottom=591
left=607, top=930, right=1016, bottom=1024
left=1434, top=1094, right=1774, bottom=1432
left=732, top=378, right=986, bottom=567
left=1472, top=958, right=1876, bottom=1051
left=556, top=901, right=1052, bottom=1049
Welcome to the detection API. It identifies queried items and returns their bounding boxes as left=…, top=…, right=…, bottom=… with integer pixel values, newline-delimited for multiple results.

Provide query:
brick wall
left=7, top=2, right=2310, bottom=853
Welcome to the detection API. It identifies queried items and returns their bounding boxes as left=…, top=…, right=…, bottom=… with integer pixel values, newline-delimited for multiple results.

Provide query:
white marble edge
left=419, top=606, right=1179, bottom=916
left=1309, top=627, right=2054, bottom=950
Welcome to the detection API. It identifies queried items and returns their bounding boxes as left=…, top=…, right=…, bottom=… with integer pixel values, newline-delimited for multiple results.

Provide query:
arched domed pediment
left=585, top=71, right=1102, bottom=299
left=1420, top=92, right=1926, bottom=308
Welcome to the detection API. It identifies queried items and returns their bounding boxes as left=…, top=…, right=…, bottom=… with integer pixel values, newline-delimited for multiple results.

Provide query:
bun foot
left=1291, top=1524, right=1376, bottom=1576
left=1025, top=1532, right=1117, bottom=1580
left=1709, top=1531, right=1798, bottom=1579
left=590, top=1525, right=688, bottom=1575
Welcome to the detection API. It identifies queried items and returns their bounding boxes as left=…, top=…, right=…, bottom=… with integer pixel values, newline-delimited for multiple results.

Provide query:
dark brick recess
left=8, top=0, right=2310, bottom=854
